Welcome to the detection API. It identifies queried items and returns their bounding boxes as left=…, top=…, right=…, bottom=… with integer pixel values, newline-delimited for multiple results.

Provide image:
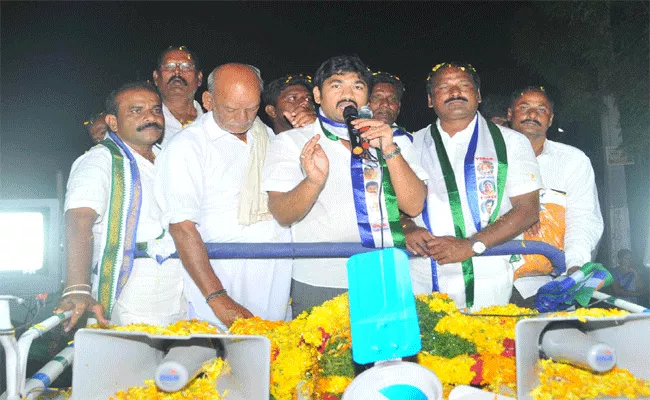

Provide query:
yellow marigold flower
left=480, top=354, right=517, bottom=393
left=435, top=313, right=516, bottom=356
left=110, top=358, right=229, bottom=400
left=532, top=359, right=650, bottom=399
left=416, top=292, right=459, bottom=315
left=418, top=353, right=475, bottom=385
left=316, top=375, right=353, bottom=394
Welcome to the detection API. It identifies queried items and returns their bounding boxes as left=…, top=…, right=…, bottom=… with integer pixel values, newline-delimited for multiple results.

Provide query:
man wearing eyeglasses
left=153, top=46, right=204, bottom=146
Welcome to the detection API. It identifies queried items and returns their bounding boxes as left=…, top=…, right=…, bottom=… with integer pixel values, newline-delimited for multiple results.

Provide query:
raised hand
left=300, top=134, right=329, bottom=187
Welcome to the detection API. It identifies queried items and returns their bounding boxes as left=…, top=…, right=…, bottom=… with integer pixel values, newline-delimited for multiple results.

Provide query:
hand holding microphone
left=345, top=106, right=396, bottom=156
left=343, top=105, right=372, bottom=157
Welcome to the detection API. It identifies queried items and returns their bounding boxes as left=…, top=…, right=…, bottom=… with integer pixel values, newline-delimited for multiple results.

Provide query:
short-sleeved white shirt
left=262, top=121, right=428, bottom=288
left=65, top=143, right=164, bottom=270
left=155, top=112, right=291, bottom=326
left=411, top=113, right=543, bottom=309
left=159, top=101, right=204, bottom=147
left=537, top=139, right=603, bottom=267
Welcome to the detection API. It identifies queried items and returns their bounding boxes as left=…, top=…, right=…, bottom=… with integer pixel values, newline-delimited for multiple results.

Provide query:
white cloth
left=65, top=143, right=185, bottom=325
left=155, top=112, right=292, bottom=328
left=266, top=124, right=277, bottom=139
left=411, top=113, right=543, bottom=309
left=237, top=118, right=274, bottom=225
left=262, top=120, right=428, bottom=289
left=160, top=101, right=204, bottom=147
left=514, top=139, right=604, bottom=297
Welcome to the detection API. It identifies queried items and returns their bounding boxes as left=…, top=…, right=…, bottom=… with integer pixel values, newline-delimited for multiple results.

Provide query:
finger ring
left=75, top=311, right=81, bottom=315
left=300, top=155, right=305, bottom=159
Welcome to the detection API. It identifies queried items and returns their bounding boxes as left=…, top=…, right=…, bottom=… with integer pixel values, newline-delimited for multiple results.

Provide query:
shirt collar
left=202, top=112, right=233, bottom=140
left=435, top=113, right=479, bottom=144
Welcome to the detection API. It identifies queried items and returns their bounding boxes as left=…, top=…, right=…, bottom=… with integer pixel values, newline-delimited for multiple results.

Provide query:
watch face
left=472, top=241, right=486, bottom=254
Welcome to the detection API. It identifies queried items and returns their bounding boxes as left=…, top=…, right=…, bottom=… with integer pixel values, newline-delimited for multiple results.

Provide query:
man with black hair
left=369, top=71, right=404, bottom=126
left=263, top=74, right=316, bottom=135
left=55, top=82, right=186, bottom=329
left=262, top=55, right=427, bottom=316
left=84, top=112, right=108, bottom=144
left=406, top=63, right=542, bottom=310
left=507, top=86, right=603, bottom=304
left=479, top=94, right=510, bottom=127
left=153, top=46, right=204, bottom=146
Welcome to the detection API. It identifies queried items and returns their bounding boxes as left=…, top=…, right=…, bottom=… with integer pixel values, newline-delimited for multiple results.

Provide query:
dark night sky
left=0, top=1, right=588, bottom=200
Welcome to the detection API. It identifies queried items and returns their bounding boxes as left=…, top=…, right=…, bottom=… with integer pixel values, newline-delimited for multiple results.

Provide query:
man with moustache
left=405, top=63, right=542, bottom=310
left=54, top=82, right=186, bottom=330
left=153, top=46, right=204, bottom=146
left=155, top=64, right=292, bottom=328
left=263, top=73, right=317, bottom=136
left=507, top=86, right=603, bottom=304
left=262, top=55, right=427, bottom=317
left=369, top=71, right=404, bottom=127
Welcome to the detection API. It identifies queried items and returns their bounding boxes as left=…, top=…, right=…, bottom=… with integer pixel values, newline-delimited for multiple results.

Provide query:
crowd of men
left=56, top=46, right=603, bottom=329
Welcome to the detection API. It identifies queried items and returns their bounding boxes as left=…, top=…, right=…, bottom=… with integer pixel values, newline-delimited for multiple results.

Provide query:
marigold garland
left=89, top=294, right=648, bottom=400
left=531, top=358, right=650, bottom=400
left=110, top=357, right=229, bottom=400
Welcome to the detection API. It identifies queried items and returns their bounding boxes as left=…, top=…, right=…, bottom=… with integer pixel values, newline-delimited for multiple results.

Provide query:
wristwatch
left=471, top=239, right=487, bottom=255
left=382, top=143, right=401, bottom=160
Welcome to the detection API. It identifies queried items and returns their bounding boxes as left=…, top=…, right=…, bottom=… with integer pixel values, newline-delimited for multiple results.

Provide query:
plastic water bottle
left=154, top=338, right=221, bottom=392
left=539, top=323, right=616, bottom=372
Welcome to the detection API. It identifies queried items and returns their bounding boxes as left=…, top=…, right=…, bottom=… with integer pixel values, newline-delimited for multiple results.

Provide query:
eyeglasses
left=161, top=62, right=196, bottom=72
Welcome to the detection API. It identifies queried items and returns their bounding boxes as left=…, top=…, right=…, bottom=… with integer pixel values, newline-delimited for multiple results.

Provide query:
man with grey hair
left=155, top=63, right=292, bottom=328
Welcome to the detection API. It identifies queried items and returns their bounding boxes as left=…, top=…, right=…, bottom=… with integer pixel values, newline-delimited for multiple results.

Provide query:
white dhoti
left=409, top=255, right=513, bottom=311
left=110, top=258, right=187, bottom=326
left=184, top=258, right=292, bottom=331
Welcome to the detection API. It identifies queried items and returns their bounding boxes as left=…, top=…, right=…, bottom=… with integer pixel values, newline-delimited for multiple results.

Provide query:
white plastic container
left=341, top=360, right=443, bottom=400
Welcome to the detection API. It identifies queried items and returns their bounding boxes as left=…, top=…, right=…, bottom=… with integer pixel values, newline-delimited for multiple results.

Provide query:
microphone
left=343, top=105, right=373, bottom=157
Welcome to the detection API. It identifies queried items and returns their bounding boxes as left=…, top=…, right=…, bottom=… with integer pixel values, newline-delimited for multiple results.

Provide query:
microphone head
left=359, top=105, right=373, bottom=119
left=343, top=105, right=359, bottom=120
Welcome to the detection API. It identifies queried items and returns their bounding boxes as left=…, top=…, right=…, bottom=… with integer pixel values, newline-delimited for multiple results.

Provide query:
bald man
left=155, top=64, right=292, bottom=328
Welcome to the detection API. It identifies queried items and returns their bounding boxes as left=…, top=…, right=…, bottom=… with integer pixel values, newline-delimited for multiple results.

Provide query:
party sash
left=96, top=132, right=142, bottom=319
left=319, top=121, right=405, bottom=248
left=426, top=117, right=507, bottom=307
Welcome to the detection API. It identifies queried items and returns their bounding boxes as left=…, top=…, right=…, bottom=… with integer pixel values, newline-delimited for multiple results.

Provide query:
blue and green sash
left=423, top=116, right=507, bottom=307
left=96, top=132, right=142, bottom=319
left=319, top=121, right=405, bottom=248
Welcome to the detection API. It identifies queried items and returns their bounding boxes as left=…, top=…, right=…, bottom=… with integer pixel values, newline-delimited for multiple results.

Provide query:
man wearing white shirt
left=155, top=63, right=291, bottom=328
left=153, top=46, right=204, bottom=146
left=507, top=86, right=603, bottom=304
left=369, top=71, right=403, bottom=127
left=54, top=82, right=186, bottom=330
left=262, top=55, right=427, bottom=317
left=405, top=62, right=542, bottom=310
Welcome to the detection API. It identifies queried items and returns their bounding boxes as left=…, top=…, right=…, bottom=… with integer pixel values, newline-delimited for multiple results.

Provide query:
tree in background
left=509, top=1, right=649, bottom=269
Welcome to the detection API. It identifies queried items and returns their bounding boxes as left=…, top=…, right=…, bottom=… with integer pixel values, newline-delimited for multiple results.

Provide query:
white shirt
left=65, top=143, right=164, bottom=268
left=160, top=101, right=204, bottom=147
left=65, top=142, right=185, bottom=324
left=411, top=113, right=543, bottom=309
left=262, top=120, right=428, bottom=288
left=537, top=139, right=603, bottom=268
left=155, top=112, right=292, bottom=327
left=514, top=139, right=604, bottom=299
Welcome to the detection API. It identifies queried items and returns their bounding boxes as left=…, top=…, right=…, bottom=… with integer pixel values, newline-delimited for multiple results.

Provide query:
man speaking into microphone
left=262, top=55, right=427, bottom=317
